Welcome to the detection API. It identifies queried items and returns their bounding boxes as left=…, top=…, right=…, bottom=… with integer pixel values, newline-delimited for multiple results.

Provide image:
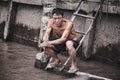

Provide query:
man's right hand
left=39, top=42, right=54, bottom=48
left=39, top=42, right=47, bottom=47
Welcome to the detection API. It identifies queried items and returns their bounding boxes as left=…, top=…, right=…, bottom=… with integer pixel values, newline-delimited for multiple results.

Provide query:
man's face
left=52, top=13, right=63, bottom=27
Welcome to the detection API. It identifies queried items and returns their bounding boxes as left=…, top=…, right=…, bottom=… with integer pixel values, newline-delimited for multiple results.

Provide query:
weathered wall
left=12, top=4, right=43, bottom=46
left=93, top=14, right=120, bottom=65
left=15, top=5, right=42, bottom=29
left=1, top=0, right=120, bottom=13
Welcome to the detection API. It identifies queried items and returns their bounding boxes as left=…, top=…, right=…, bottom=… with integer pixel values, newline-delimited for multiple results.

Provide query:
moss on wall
left=8, top=23, right=40, bottom=47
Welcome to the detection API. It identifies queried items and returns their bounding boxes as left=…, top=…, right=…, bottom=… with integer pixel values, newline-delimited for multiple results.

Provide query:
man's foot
left=45, top=59, right=61, bottom=70
left=45, top=62, right=55, bottom=70
left=68, top=66, right=79, bottom=74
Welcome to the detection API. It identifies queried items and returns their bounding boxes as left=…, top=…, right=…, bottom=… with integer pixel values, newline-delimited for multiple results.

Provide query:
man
left=40, top=8, right=79, bottom=73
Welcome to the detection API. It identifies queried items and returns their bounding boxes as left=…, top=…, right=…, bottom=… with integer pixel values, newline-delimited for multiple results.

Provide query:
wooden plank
left=3, top=0, right=13, bottom=40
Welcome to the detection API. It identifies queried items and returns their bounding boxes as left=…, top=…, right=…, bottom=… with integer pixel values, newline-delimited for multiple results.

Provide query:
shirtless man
left=40, top=8, right=79, bottom=73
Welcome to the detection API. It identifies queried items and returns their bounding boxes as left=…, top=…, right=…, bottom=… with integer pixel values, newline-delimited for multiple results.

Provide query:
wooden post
left=3, top=0, right=13, bottom=40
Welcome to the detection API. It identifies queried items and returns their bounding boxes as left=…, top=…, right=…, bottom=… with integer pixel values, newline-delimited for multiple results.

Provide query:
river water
left=0, top=39, right=120, bottom=80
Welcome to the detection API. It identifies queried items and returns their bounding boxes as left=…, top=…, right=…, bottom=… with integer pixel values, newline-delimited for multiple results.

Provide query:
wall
left=93, top=13, right=120, bottom=65
left=12, top=4, right=43, bottom=46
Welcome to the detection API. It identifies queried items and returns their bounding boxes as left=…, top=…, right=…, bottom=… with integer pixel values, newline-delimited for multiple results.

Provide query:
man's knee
left=66, top=40, right=74, bottom=50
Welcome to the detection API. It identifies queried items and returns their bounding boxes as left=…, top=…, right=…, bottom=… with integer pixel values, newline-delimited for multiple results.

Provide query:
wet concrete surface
left=0, top=39, right=120, bottom=80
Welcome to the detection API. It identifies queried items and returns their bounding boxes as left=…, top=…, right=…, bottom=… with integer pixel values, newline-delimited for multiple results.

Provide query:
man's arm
left=48, top=21, right=73, bottom=45
left=43, top=20, right=52, bottom=42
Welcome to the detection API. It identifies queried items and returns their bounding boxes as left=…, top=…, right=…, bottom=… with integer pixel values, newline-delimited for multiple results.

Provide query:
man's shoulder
left=47, top=19, right=53, bottom=26
left=64, top=19, right=73, bottom=25
left=66, top=20, right=73, bottom=27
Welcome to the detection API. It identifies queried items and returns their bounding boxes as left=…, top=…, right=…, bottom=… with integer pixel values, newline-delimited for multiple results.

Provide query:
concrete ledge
left=58, top=1, right=120, bottom=14
left=102, top=5, right=120, bottom=14
left=57, top=1, right=78, bottom=10
left=13, top=0, right=42, bottom=6
left=1, top=0, right=120, bottom=14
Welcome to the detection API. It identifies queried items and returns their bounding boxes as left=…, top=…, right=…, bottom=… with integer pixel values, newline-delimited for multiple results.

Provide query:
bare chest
left=51, top=25, right=66, bottom=36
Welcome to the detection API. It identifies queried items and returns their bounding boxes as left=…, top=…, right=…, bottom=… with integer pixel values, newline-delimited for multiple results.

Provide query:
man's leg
left=44, top=47, right=60, bottom=64
left=66, top=40, right=77, bottom=69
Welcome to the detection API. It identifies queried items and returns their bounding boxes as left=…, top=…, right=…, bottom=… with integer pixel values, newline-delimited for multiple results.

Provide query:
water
left=0, top=39, right=120, bottom=80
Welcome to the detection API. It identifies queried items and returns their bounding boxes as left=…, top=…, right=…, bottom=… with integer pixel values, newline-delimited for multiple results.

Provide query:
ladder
left=59, top=0, right=104, bottom=71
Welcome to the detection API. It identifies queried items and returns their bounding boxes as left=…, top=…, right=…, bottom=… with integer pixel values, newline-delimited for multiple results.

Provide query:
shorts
left=54, top=40, right=79, bottom=53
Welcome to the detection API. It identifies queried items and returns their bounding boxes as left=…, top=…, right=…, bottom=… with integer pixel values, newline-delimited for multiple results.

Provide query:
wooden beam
left=3, top=0, right=13, bottom=40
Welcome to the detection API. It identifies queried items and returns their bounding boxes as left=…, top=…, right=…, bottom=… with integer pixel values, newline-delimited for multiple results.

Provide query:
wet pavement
left=0, top=39, right=120, bottom=80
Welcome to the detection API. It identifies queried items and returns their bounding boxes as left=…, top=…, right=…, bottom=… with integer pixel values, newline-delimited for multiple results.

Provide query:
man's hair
left=52, top=8, right=64, bottom=16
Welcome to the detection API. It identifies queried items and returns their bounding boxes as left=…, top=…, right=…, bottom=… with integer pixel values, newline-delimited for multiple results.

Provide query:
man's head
left=52, top=8, right=64, bottom=17
left=52, top=8, right=64, bottom=27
